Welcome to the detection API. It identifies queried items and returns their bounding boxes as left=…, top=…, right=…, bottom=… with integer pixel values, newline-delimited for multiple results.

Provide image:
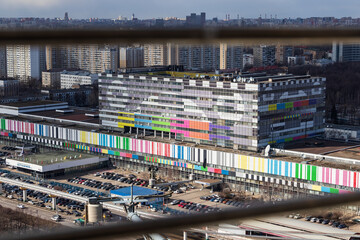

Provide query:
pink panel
left=343, top=170, right=348, bottom=187
left=120, top=152, right=126, bottom=157
left=336, top=169, right=340, bottom=185
left=325, top=168, right=329, bottom=183
left=339, top=189, right=352, bottom=194
left=322, top=167, right=325, bottom=183
left=208, top=167, right=215, bottom=173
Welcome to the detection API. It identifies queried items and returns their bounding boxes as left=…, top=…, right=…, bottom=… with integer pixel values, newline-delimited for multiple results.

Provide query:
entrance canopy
left=195, top=178, right=222, bottom=187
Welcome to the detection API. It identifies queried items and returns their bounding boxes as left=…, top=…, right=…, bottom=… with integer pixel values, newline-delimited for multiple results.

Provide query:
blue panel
left=321, top=186, right=330, bottom=193
left=132, top=154, right=138, bottom=159
left=194, top=165, right=202, bottom=170
left=177, top=146, right=181, bottom=159
left=274, top=160, right=278, bottom=175
left=108, top=150, right=114, bottom=155
left=277, top=103, right=285, bottom=110
left=221, top=170, right=229, bottom=175
left=279, top=161, right=282, bottom=175
left=285, top=162, right=289, bottom=177
left=134, top=124, right=152, bottom=130
left=135, top=118, right=152, bottom=123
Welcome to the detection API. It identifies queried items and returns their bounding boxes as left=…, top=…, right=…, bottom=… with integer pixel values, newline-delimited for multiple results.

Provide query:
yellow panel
left=118, top=111, right=134, bottom=115
left=95, top=133, right=99, bottom=144
left=261, top=158, right=265, bottom=172
left=118, top=122, right=134, bottom=127
left=118, top=116, right=135, bottom=121
left=240, top=155, right=248, bottom=170
left=187, top=164, right=193, bottom=169
left=237, top=155, right=241, bottom=169
left=312, top=185, right=321, bottom=191
left=102, top=149, right=108, bottom=154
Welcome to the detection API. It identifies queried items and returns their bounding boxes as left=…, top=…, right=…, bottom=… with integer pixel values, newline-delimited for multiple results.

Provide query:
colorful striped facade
left=0, top=117, right=356, bottom=194
left=99, top=73, right=325, bottom=151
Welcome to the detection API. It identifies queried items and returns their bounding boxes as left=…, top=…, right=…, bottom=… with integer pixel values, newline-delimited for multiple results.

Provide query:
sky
left=0, top=0, right=359, bottom=19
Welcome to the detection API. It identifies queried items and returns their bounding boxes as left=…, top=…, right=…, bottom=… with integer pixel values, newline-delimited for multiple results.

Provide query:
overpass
left=0, top=176, right=164, bottom=219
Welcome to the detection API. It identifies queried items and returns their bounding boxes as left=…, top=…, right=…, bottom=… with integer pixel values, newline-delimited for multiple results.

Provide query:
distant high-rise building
left=253, top=45, right=276, bottom=67
left=64, top=12, right=69, bottom=21
left=332, top=42, right=360, bottom=62
left=185, top=12, right=206, bottom=26
left=178, top=45, right=219, bottom=71
left=144, top=44, right=177, bottom=66
left=46, top=45, right=119, bottom=73
left=119, top=47, right=144, bottom=68
left=275, top=44, right=294, bottom=65
left=6, top=45, right=46, bottom=83
left=219, top=43, right=243, bottom=70
left=0, top=46, right=6, bottom=77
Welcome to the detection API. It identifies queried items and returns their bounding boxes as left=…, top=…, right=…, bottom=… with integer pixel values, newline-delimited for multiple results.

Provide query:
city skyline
left=0, top=0, right=360, bottom=19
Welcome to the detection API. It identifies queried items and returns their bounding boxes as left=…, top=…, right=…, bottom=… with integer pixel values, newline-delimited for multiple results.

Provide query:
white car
left=7, top=195, right=13, bottom=199
left=51, top=215, right=61, bottom=222
left=17, top=204, right=25, bottom=209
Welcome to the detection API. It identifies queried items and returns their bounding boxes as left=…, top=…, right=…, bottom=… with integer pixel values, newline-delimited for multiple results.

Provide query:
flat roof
left=2, top=100, right=64, bottom=108
left=110, top=186, right=163, bottom=197
left=8, top=151, right=94, bottom=166
left=24, top=108, right=100, bottom=125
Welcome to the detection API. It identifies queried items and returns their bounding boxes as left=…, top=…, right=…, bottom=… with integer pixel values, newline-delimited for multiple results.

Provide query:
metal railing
left=1, top=26, right=360, bottom=240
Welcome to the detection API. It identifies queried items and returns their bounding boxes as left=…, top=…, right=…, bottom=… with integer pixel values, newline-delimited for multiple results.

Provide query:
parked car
left=17, top=204, right=25, bottom=209
left=51, top=215, right=61, bottom=222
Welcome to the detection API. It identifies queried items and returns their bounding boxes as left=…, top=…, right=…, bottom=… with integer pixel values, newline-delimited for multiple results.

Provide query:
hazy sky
left=0, top=0, right=359, bottom=19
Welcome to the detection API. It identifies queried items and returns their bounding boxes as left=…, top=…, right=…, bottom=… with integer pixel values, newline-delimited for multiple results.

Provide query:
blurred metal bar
left=3, top=192, right=360, bottom=240
left=0, top=28, right=360, bottom=45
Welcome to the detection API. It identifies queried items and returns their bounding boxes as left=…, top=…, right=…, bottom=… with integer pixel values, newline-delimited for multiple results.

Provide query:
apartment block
left=60, top=71, right=98, bottom=89
left=6, top=45, right=46, bottom=83
left=99, top=72, right=325, bottom=151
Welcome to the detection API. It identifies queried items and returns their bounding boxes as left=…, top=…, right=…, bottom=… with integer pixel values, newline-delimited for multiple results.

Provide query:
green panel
left=152, top=120, right=171, bottom=126
left=307, top=165, right=311, bottom=180
left=126, top=138, right=130, bottom=150
left=295, top=163, right=299, bottom=178
left=122, top=137, right=125, bottom=150
left=115, top=151, right=120, bottom=156
left=285, top=138, right=293, bottom=142
left=285, top=102, right=293, bottom=108
left=330, top=188, right=339, bottom=194
left=201, top=166, right=208, bottom=172
left=300, top=164, right=303, bottom=179
left=311, top=166, right=317, bottom=181
left=152, top=127, right=171, bottom=132
left=1, top=119, right=5, bottom=130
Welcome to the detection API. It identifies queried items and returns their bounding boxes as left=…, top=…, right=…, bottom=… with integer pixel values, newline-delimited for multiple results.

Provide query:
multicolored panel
left=1, top=117, right=360, bottom=193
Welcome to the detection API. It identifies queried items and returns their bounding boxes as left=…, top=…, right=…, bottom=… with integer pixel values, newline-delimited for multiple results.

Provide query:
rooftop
left=23, top=107, right=100, bottom=125
left=9, top=150, right=94, bottom=166
left=110, top=186, right=163, bottom=197
left=100, top=71, right=315, bottom=84
left=2, top=100, right=64, bottom=108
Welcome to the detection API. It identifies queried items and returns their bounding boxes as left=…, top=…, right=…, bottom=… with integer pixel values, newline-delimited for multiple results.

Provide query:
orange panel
left=189, top=131, right=209, bottom=140
left=189, top=120, right=210, bottom=131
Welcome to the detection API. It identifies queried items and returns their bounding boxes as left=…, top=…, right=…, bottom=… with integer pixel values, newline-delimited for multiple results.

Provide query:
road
left=0, top=196, right=76, bottom=228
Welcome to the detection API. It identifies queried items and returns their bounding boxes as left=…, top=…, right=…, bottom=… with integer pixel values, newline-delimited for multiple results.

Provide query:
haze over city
left=0, top=0, right=360, bottom=19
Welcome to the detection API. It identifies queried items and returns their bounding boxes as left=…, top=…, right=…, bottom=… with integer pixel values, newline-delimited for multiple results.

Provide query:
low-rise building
left=0, top=78, right=19, bottom=97
left=60, top=71, right=98, bottom=89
